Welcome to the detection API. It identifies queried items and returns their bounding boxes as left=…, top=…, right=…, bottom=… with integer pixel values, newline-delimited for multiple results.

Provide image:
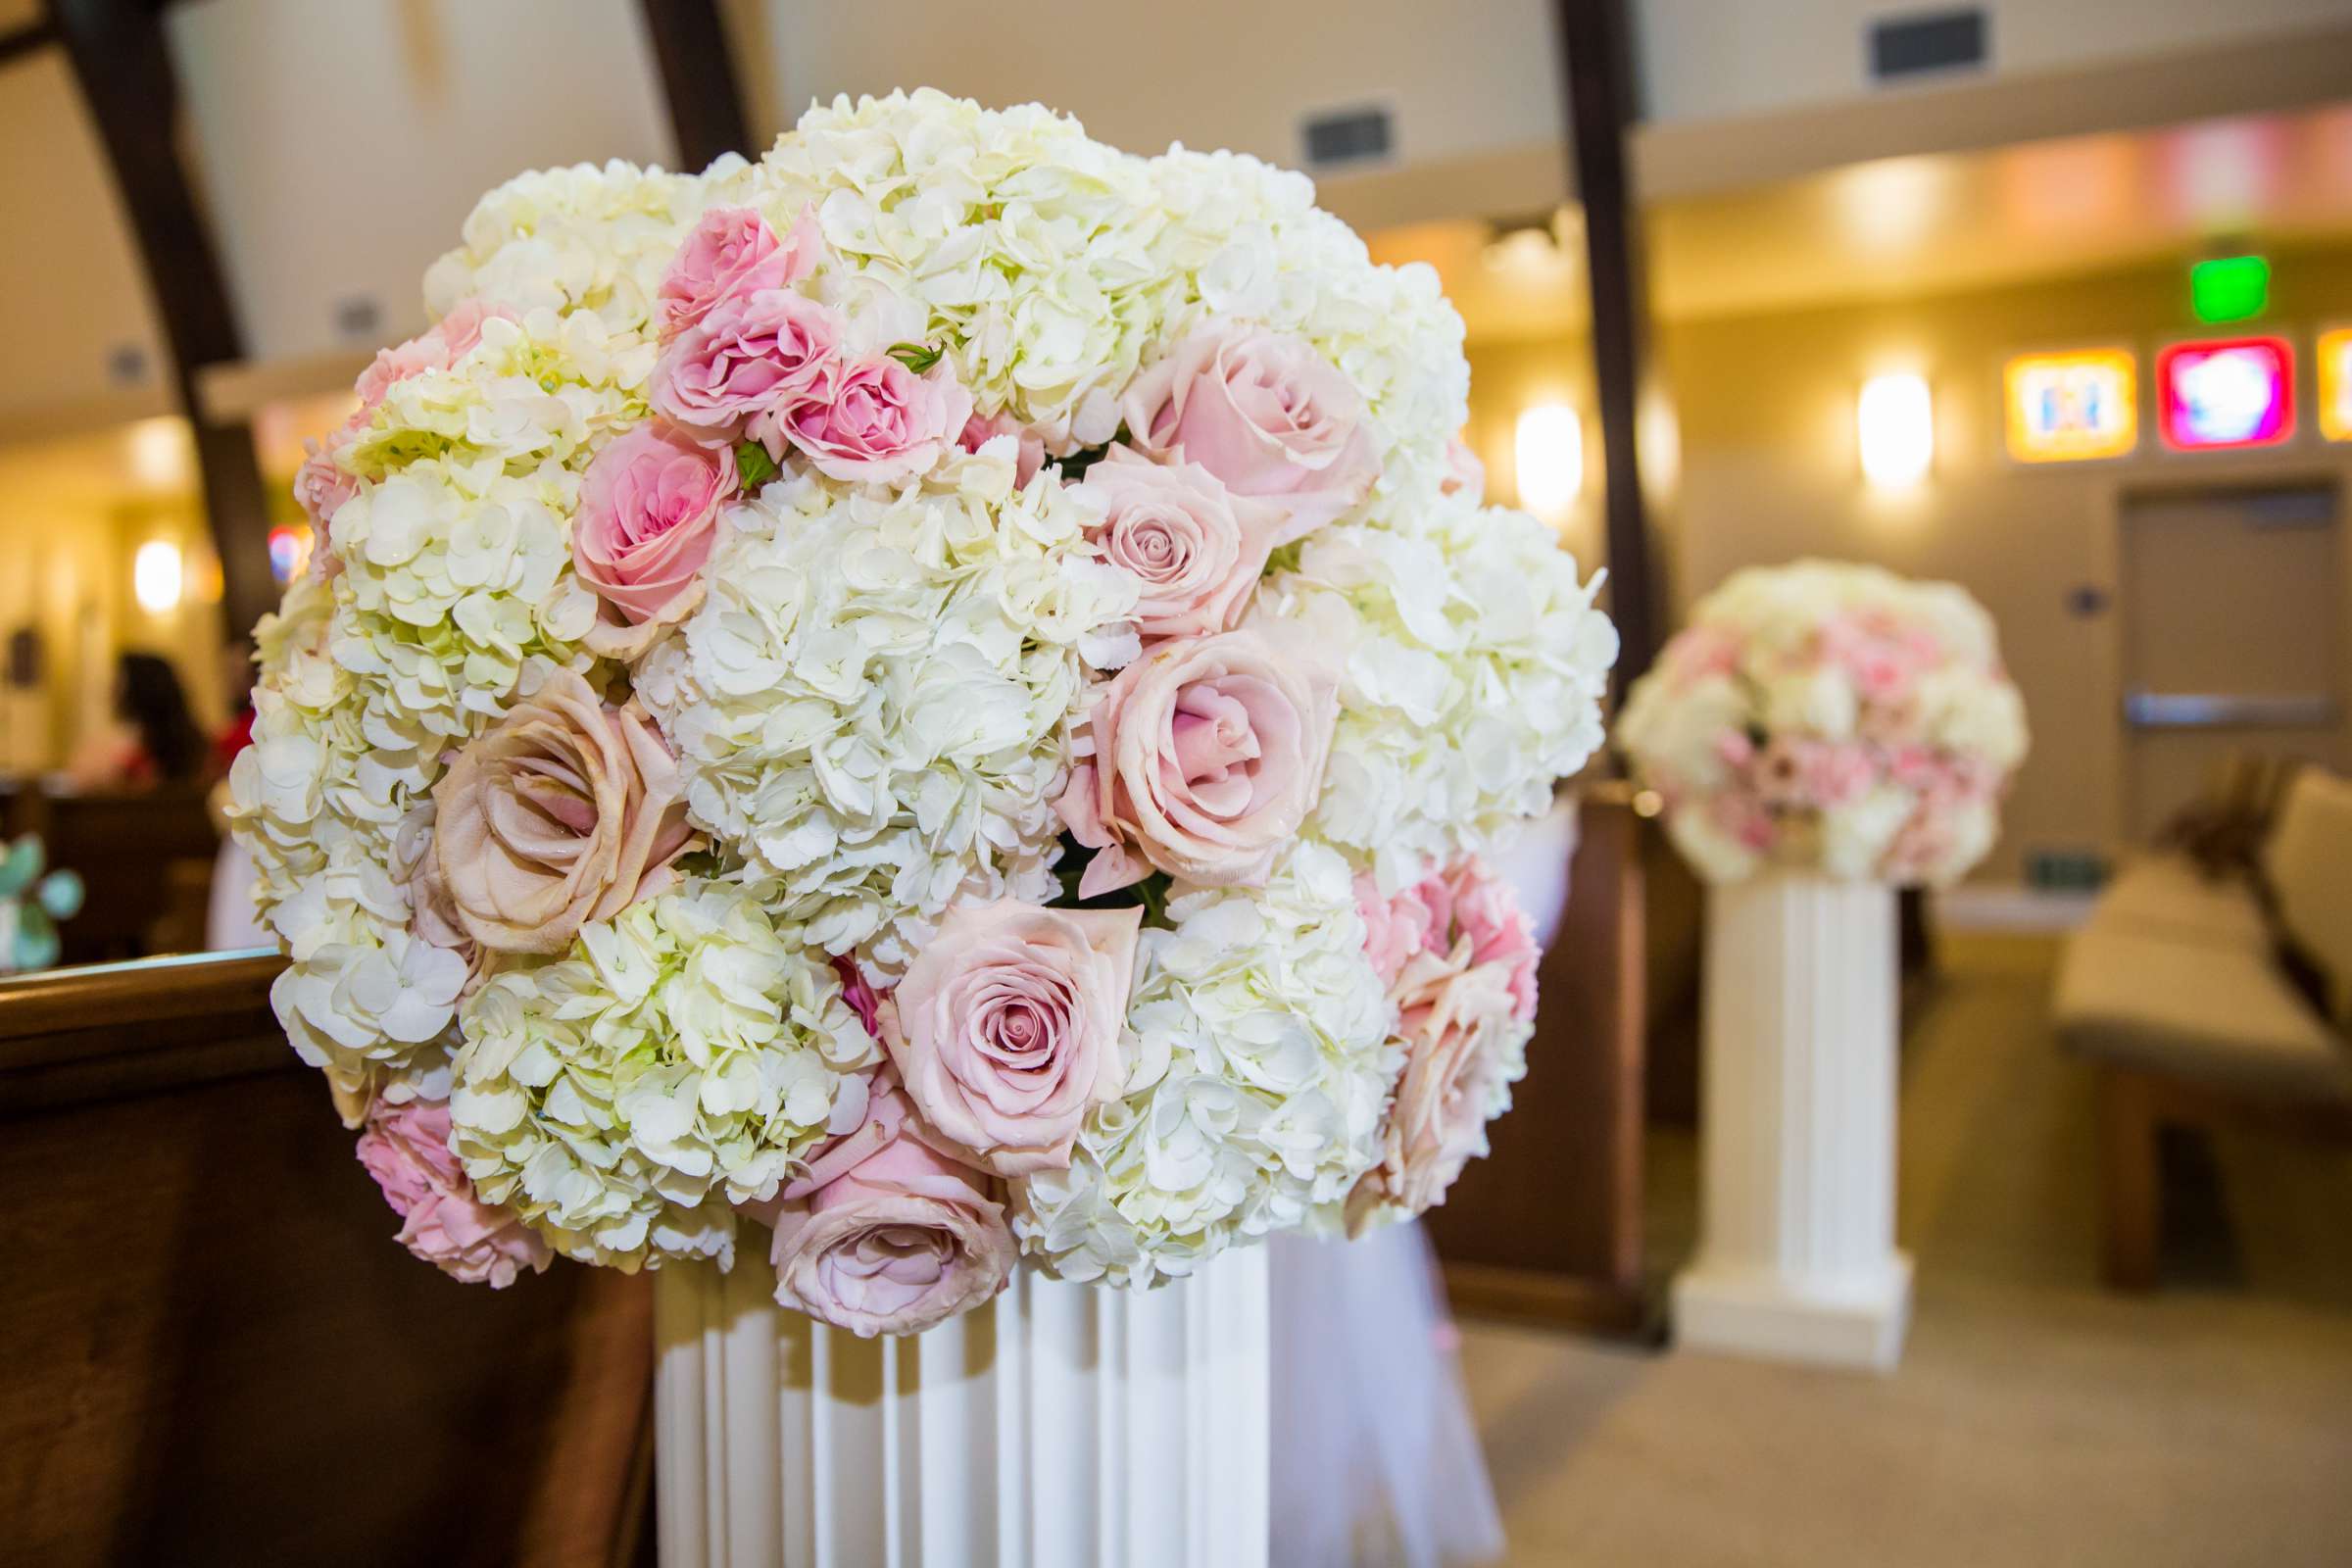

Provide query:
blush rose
left=1056, top=627, right=1340, bottom=897
left=430, top=670, right=698, bottom=956
left=765, top=1077, right=1014, bottom=1337
left=1077, top=450, right=1284, bottom=642
left=1121, top=324, right=1381, bottom=546
left=884, top=901, right=1141, bottom=1176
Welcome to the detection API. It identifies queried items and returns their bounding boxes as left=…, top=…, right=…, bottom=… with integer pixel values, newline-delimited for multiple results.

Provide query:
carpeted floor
left=1459, top=934, right=2352, bottom=1568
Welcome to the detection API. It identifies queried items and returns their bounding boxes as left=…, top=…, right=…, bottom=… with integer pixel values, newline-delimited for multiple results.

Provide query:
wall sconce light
left=1857, top=372, right=1933, bottom=486
left=133, top=540, right=183, bottom=613
left=1514, top=403, right=1584, bottom=519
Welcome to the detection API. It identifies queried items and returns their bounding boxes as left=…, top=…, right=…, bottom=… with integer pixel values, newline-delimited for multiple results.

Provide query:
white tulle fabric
left=1269, top=1220, right=1503, bottom=1567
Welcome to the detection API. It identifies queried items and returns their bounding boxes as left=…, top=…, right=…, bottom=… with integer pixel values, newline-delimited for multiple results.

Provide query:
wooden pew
left=0, top=953, right=653, bottom=1568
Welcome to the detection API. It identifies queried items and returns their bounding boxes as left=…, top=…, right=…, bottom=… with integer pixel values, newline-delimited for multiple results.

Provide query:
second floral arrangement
left=230, top=90, right=1618, bottom=1336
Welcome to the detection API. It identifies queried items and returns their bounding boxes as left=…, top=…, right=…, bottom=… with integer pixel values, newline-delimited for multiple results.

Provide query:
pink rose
left=884, top=901, right=1141, bottom=1176
left=766, top=1078, right=1014, bottom=1337
left=761, top=355, right=973, bottom=486
left=356, top=1099, right=551, bottom=1288
left=1346, top=867, right=1539, bottom=1234
left=293, top=442, right=359, bottom=529
left=431, top=670, right=698, bottom=955
left=650, top=288, right=840, bottom=445
left=655, top=205, right=822, bottom=339
left=1056, top=628, right=1340, bottom=898
left=1078, top=450, right=1284, bottom=641
left=1357, top=858, right=1539, bottom=1020
left=355, top=298, right=511, bottom=412
left=832, top=956, right=884, bottom=1041
left=1121, top=324, right=1380, bottom=547
left=571, top=422, right=736, bottom=656
left=1796, top=740, right=1876, bottom=808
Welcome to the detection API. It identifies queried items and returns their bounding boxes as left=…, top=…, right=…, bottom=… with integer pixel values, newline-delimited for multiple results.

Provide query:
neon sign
left=2156, top=336, right=2293, bottom=451
left=2003, top=349, right=2136, bottom=463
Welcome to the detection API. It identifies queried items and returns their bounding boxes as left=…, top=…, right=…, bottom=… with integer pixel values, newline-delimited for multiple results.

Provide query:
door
left=2119, top=484, right=2345, bottom=842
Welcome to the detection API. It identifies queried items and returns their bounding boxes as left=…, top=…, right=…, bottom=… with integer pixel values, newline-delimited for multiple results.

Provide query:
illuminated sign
left=2003, top=349, right=2136, bottom=463
left=2190, top=255, right=2269, bottom=324
left=268, top=524, right=315, bottom=585
left=2320, top=328, right=2352, bottom=444
left=2156, top=336, right=2293, bottom=451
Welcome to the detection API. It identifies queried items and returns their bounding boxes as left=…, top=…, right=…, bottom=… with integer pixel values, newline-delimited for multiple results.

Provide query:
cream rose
left=431, top=669, right=697, bottom=956
left=884, top=901, right=1141, bottom=1176
left=1120, top=323, right=1381, bottom=547
left=766, top=1078, right=1014, bottom=1337
left=1056, top=628, right=1340, bottom=898
left=1078, top=449, right=1283, bottom=642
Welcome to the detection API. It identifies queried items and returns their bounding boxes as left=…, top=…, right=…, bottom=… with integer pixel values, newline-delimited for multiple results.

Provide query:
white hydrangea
left=448, top=878, right=881, bottom=1271
left=1145, top=147, right=1471, bottom=518
left=1011, top=844, right=1395, bottom=1287
left=759, top=90, right=1180, bottom=450
left=1262, top=498, right=1617, bottom=889
left=636, top=451, right=1135, bottom=973
left=423, top=158, right=711, bottom=338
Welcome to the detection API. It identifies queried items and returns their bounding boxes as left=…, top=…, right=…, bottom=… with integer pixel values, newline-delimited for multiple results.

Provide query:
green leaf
left=886, top=341, right=943, bottom=374
left=734, top=440, right=779, bottom=491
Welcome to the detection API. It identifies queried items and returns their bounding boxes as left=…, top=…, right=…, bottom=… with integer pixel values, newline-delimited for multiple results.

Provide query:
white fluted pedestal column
left=654, top=1245, right=1269, bottom=1568
left=1673, top=874, right=1911, bottom=1372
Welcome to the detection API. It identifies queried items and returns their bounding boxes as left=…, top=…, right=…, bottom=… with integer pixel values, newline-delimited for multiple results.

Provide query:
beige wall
left=1470, top=247, right=2352, bottom=881
left=0, top=425, right=228, bottom=774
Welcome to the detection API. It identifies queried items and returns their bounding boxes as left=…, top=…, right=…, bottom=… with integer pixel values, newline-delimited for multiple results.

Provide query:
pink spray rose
left=354, top=298, right=512, bottom=412
left=1346, top=860, right=1540, bottom=1234
left=571, top=422, right=737, bottom=657
left=431, top=670, right=699, bottom=956
left=650, top=287, right=840, bottom=445
left=356, top=1099, right=551, bottom=1288
left=654, top=205, right=822, bottom=339
left=960, top=411, right=1049, bottom=487
left=1055, top=627, right=1340, bottom=898
left=293, top=441, right=359, bottom=529
left=1121, top=324, right=1381, bottom=547
left=765, top=1077, right=1014, bottom=1337
left=761, top=355, right=973, bottom=486
left=884, top=901, right=1141, bottom=1177
left=1078, top=450, right=1284, bottom=641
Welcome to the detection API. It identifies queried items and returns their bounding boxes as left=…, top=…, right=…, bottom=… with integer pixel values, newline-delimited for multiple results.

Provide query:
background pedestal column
left=654, top=1245, right=1269, bottom=1568
left=1673, top=874, right=1911, bottom=1371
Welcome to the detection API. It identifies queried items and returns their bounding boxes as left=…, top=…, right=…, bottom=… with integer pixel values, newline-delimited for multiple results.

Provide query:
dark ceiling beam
left=0, top=21, right=58, bottom=69
left=637, top=0, right=753, bottom=172
left=51, top=0, right=277, bottom=639
left=1555, top=0, right=1661, bottom=696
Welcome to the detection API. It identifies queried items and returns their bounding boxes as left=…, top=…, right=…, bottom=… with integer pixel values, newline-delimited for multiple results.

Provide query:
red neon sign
left=2155, top=336, right=2294, bottom=451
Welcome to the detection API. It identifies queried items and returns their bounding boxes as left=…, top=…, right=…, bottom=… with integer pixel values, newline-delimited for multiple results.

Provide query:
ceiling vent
left=1868, top=8, right=1988, bottom=83
left=1300, top=103, right=1396, bottom=171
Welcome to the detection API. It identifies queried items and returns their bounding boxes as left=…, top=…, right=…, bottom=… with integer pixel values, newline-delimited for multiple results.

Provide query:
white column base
left=1674, top=1254, right=1912, bottom=1372
left=1675, top=873, right=1910, bottom=1373
left=654, top=1244, right=1269, bottom=1568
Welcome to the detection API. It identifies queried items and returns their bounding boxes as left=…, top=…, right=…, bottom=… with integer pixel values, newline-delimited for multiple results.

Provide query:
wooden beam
left=1556, top=0, right=1661, bottom=692
left=637, top=0, right=753, bottom=172
left=51, top=0, right=278, bottom=638
left=0, top=21, right=57, bottom=70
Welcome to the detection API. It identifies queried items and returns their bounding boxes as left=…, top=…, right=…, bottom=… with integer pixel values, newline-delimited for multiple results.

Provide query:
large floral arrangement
left=229, top=91, right=1615, bottom=1334
left=1618, top=560, right=2027, bottom=886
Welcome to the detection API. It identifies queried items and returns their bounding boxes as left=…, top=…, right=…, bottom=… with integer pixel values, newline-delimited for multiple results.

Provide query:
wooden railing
left=0, top=950, right=651, bottom=1568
